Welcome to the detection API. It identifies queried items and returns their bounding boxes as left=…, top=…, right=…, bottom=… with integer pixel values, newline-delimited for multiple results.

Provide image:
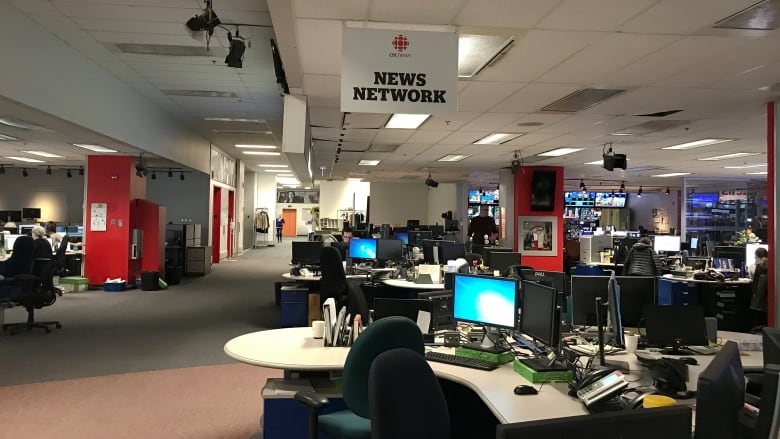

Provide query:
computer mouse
left=513, top=385, right=538, bottom=395
left=679, top=357, right=698, bottom=365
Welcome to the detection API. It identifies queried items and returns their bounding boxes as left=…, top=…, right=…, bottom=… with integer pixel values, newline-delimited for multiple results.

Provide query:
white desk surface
left=659, top=275, right=752, bottom=285
left=281, top=272, right=368, bottom=281
left=382, top=278, right=446, bottom=290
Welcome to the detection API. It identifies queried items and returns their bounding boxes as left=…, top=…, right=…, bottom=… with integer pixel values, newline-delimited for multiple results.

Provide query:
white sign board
left=341, top=28, right=458, bottom=114
left=90, top=202, right=107, bottom=232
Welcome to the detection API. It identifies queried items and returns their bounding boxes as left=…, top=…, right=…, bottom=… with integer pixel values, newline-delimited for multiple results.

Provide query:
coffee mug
left=312, top=320, right=326, bottom=339
left=625, top=334, right=640, bottom=353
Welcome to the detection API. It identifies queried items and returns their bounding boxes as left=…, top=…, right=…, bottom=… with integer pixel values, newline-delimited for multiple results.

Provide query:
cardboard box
left=60, top=277, right=89, bottom=292
left=513, top=359, right=574, bottom=383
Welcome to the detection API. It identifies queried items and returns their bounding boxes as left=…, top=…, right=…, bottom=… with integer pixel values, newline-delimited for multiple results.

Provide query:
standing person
left=749, top=247, right=769, bottom=328
left=622, top=237, right=660, bottom=276
left=467, top=205, right=498, bottom=245
left=275, top=215, right=284, bottom=243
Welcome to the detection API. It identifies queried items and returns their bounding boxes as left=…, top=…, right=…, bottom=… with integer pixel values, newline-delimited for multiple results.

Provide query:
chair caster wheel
left=44, top=328, right=51, bottom=334
left=56, top=323, right=62, bottom=329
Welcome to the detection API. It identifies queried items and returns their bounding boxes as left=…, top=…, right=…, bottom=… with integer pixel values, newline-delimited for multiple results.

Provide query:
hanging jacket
left=255, top=210, right=270, bottom=232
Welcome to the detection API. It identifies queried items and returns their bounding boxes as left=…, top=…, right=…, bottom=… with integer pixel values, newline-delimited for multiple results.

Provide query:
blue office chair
left=295, top=316, right=425, bottom=439
left=369, top=348, right=449, bottom=439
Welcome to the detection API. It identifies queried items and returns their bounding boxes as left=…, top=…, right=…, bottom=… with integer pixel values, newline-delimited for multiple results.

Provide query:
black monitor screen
left=530, top=170, right=556, bottom=211
left=373, top=298, right=431, bottom=323
left=429, top=225, right=444, bottom=238
left=763, top=327, right=780, bottom=366
left=615, top=276, right=655, bottom=328
left=490, top=252, right=521, bottom=275
left=694, top=341, right=744, bottom=439
left=406, top=219, right=421, bottom=230
left=438, top=241, right=465, bottom=263
left=570, top=275, right=610, bottom=326
left=519, top=280, right=559, bottom=348
left=421, top=239, right=445, bottom=264
left=22, top=207, right=41, bottom=219
left=393, top=231, right=409, bottom=245
left=376, top=239, right=403, bottom=261
left=644, top=305, right=708, bottom=349
left=483, top=247, right=513, bottom=268
left=409, top=230, right=432, bottom=247
left=348, top=238, right=377, bottom=260
left=291, top=241, right=323, bottom=265
left=606, top=276, right=625, bottom=348
left=0, top=210, right=22, bottom=223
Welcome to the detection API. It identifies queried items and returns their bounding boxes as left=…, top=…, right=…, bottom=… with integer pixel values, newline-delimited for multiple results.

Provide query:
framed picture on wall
left=518, top=216, right=557, bottom=256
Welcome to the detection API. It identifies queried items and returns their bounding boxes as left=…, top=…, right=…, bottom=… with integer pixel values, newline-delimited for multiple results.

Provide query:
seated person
left=45, top=221, right=63, bottom=252
left=332, top=228, right=352, bottom=260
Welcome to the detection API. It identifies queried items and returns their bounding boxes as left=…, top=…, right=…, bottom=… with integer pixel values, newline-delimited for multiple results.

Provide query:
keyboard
left=425, top=351, right=498, bottom=371
left=685, top=345, right=720, bottom=355
left=566, top=344, right=622, bottom=356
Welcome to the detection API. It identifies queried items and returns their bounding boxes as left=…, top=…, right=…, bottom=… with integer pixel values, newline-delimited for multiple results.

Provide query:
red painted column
left=84, top=156, right=146, bottom=286
left=513, top=166, right=564, bottom=271
left=767, top=102, right=775, bottom=327
left=212, top=186, right=221, bottom=264
left=227, top=189, right=235, bottom=258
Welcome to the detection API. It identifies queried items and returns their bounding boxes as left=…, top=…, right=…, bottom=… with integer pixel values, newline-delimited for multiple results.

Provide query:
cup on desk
left=625, top=333, right=640, bottom=353
left=312, top=320, right=326, bottom=339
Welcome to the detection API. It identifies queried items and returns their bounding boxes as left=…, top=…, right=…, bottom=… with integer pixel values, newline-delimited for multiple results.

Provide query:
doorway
left=282, top=209, right=297, bottom=237
left=212, top=186, right=221, bottom=263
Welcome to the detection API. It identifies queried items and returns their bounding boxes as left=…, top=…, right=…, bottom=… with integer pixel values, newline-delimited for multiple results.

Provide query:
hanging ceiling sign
left=341, top=27, right=458, bottom=114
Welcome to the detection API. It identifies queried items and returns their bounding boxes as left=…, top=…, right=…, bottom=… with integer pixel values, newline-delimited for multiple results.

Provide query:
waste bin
left=165, top=266, right=182, bottom=285
left=141, top=271, right=159, bottom=291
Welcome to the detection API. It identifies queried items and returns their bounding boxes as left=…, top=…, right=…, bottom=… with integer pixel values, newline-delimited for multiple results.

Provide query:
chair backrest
left=369, top=348, right=449, bottom=439
left=1, top=235, right=34, bottom=277
left=347, top=282, right=369, bottom=324
left=54, top=234, right=69, bottom=265
left=320, top=246, right=347, bottom=297
left=342, top=316, right=425, bottom=419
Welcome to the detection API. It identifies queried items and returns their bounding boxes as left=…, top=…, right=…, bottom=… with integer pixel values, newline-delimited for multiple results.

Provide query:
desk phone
left=576, top=370, right=628, bottom=406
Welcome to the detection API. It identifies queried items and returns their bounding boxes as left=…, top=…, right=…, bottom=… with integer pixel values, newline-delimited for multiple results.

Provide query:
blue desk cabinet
left=657, top=278, right=699, bottom=306
left=280, top=285, right=309, bottom=327
left=263, top=378, right=346, bottom=439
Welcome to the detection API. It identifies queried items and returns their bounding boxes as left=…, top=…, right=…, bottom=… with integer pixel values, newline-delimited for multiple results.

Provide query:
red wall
left=85, top=156, right=147, bottom=284
left=132, top=199, right=165, bottom=278
left=767, top=102, right=775, bottom=327
left=514, top=166, right=564, bottom=271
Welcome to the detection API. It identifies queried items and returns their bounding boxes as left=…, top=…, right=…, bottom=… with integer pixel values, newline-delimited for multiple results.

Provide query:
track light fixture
left=225, top=29, right=246, bottom=68
left=67, top=169, right=72, bottom=178
left=185, top=0, right=220, bottom=35
left=22, top=168, right=28, bottom=177
left=168, top=168, right=173, bottom=178
left=180, top=172, right=185, bottom=181
left=79, top=166, right=84, bottom=176
left=135, top=153, right=148, bottom=178
left=637, top=186, right=643, bottom=197
left=424, top=173, right=439, bottom=188
left=151, top=171, right=156, bottom=180
left=579, top=179, right=587, bottom=193
left=46, top=166, right=52, bottom=175
left=665, top=187, right=670, bottom=195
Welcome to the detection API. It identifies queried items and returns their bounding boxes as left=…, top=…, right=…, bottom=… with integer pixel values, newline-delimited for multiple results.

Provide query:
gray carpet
left=0, top=238, right=303, bottom=386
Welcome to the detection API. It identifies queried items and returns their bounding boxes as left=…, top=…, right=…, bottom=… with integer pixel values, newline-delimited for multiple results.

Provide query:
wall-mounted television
left=530, top=171, right=556, bottom=211
left=0, top=210, right=22, bottom=223
left=689, top=193, right=718, bottom=208
left=22, top=207, right=41, bottom=219
left=594, top=192, right=627, bottom=208
left=564, top=192, right=595, bottom=207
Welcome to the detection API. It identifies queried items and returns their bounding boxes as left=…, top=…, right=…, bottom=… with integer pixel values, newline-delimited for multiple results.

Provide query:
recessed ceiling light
left=348, top=178, right=363, bottom=182
left=359, top=160, right=381, bottom=166
left=724, top=163, right=767, bottom=169
left=0, top=133, right=18, bottom=141
left=538, top=148, right=583, bottom=157
left=204, top=117, right=265, bottom=123
left=72, top=143, right=118, bottom=153
left=747, top=171, right=768, bottom=175
left=662, top=138, right=733, bottom=150
left=5, top=156, right=44, bottom=163
left=264, top=169, right=291, bottom=173
left=235, top=144, right=276, bottom=149
left=473, top=133, right=522, bottom=145
left=256, top=164, right=288, bottom=168
left=458, top=34, right=514, bottom=78
left=242, top=151, right=281, bottom=156
left=625, top=166, right=659, bottom=172
left=0, top=117, right=52, bottom=131
left=438, top=154, right=469, bottom=162
left=22, top=150, right=64, bottom=158
left=385, top=114, right=430, bottom=129
left=651, top=172, right=691, bottom=177
left=698, top=152, right=760, bottom=161
left=277, top=174, right=295, bottom=178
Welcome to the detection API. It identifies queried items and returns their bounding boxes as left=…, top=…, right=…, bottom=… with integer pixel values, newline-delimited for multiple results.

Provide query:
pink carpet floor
left=0, top=364, right=283, bottom=439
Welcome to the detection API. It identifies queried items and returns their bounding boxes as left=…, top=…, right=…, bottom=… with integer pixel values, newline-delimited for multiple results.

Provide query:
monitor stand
left=595, top=298, right=629, bottom=373
left=659, top=339, right=691, bottom=356
left=463, top=327, right=509, bottom=354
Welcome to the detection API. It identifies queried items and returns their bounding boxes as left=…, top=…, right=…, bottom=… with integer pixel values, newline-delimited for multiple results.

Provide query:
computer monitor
left=348, top=238, right=377, bottom=260
left=519, top=280, right=560, bottom=350
left=3, top=234, right=18, bottom=252
left=429, top=224, right=444, bottom=238
left=694, top=341, right=744, bottom=439
left=373, top=298, right=431, bottom=325
left=0, top=210, right=21, bottom=223
left=393, top=231, right=409, bottom=245
left=497, top=406, right=692, bottom=439
left=519, top=269, right=566, bottom=312
left=482, top=247, right=513, bottom=268
left=453, top=274, right=518, bottom=351
left=22, top=207, right=41, bottom=220
left=421, top=239, right=444, bottom=264
left=689, top=237, right=699, bottom=254
left=763, top=327, right=780, bottom=366
left=653, top=235, right=681, bottom=253
left=437, top=241, right=465, bottom=263
left=605, top=275, right=624, bottom=349
left=291, top=241, right=323, bottom=265
left=406, top=219, right=421, bottom=230
left=644, top=305, right=708, bottom=354
left=570, top=275, right=610, bottom=327
left=614, top=276, right=656, bottom=328
left=490, top=252, right=521, bottom=275
left=18, top=224, right=35, bottom=235
left=376, top=239, right=403, bottom=261
left=746, top=243, right=770, bottom=269
left=754, top=364, right=780, bottom=439
left=409, top=230, right=433, bottom=247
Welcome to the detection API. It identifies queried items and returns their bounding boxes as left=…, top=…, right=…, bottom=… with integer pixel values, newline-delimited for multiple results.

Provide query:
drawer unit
left=185, top=246, right=212, bottom=275
left=657, top=278, right=699, bottom=306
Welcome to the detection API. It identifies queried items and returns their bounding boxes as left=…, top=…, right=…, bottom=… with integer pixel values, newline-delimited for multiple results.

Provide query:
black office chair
left=346, top=281, right=369, bottom=323
left=464, top=252, right=482, bottom=266
left=2, top=268, right=62, bottom=335
left=320, top=246, right=348, bottom=309
left=0, top=235, right=34, bottom=277
left=369, top=348, right=450, bottom=439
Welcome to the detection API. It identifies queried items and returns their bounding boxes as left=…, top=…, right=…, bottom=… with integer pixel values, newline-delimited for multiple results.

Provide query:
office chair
left=2, top=270, right=61, bottom=335
left=0, top=235, right=34, bottom=277
left=346, top=281, right=369, bottom=324
left=320, top=246, right=349, bottom=308
left=464, top=252, right=482, bottom=266
left=295, top=316, right=425, bottom=439
left=369, top=348, right=449, bottom=439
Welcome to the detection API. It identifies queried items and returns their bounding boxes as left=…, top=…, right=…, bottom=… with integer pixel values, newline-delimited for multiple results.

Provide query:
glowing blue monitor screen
left=349, top=238, right=377, bottom=260
left=394, top=231, right=409, bottom=245
left=453, top=274, right=518, bottom=329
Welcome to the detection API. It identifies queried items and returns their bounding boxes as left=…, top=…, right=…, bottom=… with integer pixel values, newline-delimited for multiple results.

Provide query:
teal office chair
left=369, top=348, right=449, bottom=439
left=295, top=316, right=425, bottom=439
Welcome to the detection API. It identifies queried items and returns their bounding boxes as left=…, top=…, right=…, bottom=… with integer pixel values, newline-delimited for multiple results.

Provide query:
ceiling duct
left=612, top=120, right=689, bottom=136
left=541, top=88, right=626, bottom=112
left=115, top=43, right=212, bottom=56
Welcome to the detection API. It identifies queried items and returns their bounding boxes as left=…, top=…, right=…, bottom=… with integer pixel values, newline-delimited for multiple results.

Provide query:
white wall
left=628, top=192, right=680, bottom=233
left=0, top=171, right=84, bottom=224
left=242, top=170, right=256, bottom=250
left=319, top=180, right=370, bottom=220
left=427, top=183, right=458, bottom=226
left=370, top=182, right=429, bottom=226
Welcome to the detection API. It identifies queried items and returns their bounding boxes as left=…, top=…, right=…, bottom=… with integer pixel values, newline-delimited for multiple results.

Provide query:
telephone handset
left=571, top=368, right=628, bottom=406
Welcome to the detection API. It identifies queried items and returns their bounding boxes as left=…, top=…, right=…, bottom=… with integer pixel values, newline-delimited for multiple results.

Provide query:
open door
left=282, top=208, right=297, bottom=237
left=212, top=186, right=221, bottom=263
left=227, top=189, right=234, bottom=258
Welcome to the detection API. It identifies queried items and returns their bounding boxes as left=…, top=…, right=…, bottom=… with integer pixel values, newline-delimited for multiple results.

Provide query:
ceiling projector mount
left=602, top=142, right=627, bottom=171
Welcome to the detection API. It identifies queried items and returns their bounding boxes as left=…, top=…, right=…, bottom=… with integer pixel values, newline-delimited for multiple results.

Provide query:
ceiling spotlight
left=79, top=166, right=84, bottom=176
left=425, top=173, right=439, bottom=188
left=66, top=169, right=72, bottom=178
left=151, top=171, right=156, bottom=180
left=579, top=179, right=585, bottom=190
left=665, top=187, right=670, bottom=195
left=185, top=0, right=220, bottom=35
left=619, top=181, right=625, bottom=193
left=225, top=30, right=246, bottom=68
left=638, top=186, right=643, bottom=197
left=0, top=165, right=5, bottom=175
left=22, top=168, right=28, bottom=177
left=168, top=168, right=173, bottom=178
left=135, top=154, right=148, bottom=177
left=611, top=189, right=615, bottom=196
left=180, top=172, right=185, bottom=181
left=46, top=166, right=52, bottom=175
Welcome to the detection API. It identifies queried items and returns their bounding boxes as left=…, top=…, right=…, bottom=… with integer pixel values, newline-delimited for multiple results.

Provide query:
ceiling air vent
left=714, top=0, right=780, bottom=30
left=116, top=43, right=213, bottom=56
left=164, top=90, right=238, bottom=98
left=635, top=110, right=683, bottom=117
left=541, top=88, right=626, bottom=113
left=612, top=120, right=689, bottom=136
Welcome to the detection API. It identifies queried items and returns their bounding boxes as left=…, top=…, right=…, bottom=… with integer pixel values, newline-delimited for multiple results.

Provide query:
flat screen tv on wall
left=530, top=171, right=556, bottom=211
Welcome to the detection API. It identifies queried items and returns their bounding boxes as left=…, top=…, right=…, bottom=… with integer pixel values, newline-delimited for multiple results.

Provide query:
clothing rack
left=254, top=208, right=273, bottom=248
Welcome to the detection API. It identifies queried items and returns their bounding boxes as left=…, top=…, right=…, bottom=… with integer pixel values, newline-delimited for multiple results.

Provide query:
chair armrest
left=294, top=390, right=329, bottom=410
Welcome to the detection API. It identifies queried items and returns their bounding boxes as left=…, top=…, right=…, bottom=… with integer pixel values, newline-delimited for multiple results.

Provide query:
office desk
left=382, top=278, right=446, bottom=290
left=281, top=272, right=369, bottom=282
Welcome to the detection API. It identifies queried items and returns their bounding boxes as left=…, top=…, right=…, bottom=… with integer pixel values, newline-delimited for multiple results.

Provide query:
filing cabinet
left=185, top=246, right=211, bottom=275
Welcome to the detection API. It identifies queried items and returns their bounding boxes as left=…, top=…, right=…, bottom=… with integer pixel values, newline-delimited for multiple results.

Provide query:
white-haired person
left=31, top=225, right=53, bottom=269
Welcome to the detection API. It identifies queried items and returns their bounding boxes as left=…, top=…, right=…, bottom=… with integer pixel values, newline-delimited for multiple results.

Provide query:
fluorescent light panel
left=264, top=169, right=290, bottom=173
left=724, top=163, right=766, bottom=169
left=22, top=150, right=63, bottom=158
left=242, top=151, right=280, bottom=156
left=662, top=138, right=733, bottom=150
left=538, top=148, right=583, bottom=157
left=652, top=172, right=691, bottom=177
left=359, top=160, right=381, bottom=166
left=204, top=117, right=265, bottom=123
left=0, top=133, right=18, bottom=141
left=348, top=178, right=363, bottom=182
left=5, top=156, right=44, bottom=163
left=747, top=171, right=768, bottom=175
left=235, top=144, right=276, bottom=149
left=438, top=154, right=469, bottom=162
left=473, top=133, right=521, bottom=145
left=256, top=164, right=288, bottom=168
left=0, top=117, right=51, bottom=131
left=385, top=114, right=430, bottom=129
left=699, top=152, right=760, bottom=161
left=72, top=143, right=117, bottom=152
